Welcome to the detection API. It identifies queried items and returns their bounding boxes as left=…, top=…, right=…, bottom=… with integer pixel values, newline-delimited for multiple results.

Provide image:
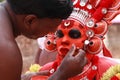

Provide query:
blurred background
left=1, top=0, right=120, bottom=74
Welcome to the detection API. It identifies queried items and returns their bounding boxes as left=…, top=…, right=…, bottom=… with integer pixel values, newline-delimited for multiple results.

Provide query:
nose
left=61, top=36, right=70, bottom=46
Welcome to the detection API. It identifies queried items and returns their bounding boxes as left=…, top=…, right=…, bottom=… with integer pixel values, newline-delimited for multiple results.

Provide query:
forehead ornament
left=64, top=21, right=71, bottom=27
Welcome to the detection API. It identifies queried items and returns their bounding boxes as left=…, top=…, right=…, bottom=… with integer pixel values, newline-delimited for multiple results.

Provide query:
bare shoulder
left=0, top=2, right=15, bottom=44
left=0, top=2, right=22, bottom=58
left=0, top=5, right=22, bottom=80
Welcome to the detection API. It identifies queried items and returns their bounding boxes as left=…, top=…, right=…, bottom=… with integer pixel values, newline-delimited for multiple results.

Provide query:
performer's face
left=56, top=20, right=87, bottom=57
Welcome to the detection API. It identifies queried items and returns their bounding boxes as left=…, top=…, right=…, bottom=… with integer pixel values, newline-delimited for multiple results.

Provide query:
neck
left=3, top=1, right=21, bottom=37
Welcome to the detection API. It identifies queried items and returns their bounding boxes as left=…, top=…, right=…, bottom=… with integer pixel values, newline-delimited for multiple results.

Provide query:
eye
left=55, top=30, right=64, bottom=38
left=69, top=29, right=81, bottom=39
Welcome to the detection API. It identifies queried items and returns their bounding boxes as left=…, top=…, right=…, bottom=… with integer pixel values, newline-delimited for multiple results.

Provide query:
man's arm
left=48, top=45, right=87, bottom=80
left=35, top=48, right=42, bottom=64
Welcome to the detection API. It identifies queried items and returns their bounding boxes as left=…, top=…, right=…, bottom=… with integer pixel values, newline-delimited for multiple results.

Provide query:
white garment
left=37, top=37, right=46, bottom=50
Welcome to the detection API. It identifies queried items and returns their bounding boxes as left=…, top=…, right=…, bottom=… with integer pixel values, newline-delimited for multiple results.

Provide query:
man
left=0, top=0, right=87, bottom=80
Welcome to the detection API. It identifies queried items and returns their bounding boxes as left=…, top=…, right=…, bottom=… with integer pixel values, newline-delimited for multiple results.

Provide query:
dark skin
left=0, top=1, right=86, bottom=80
left=0, top=1, right=61, bottom=80
left=0, top=3, right=22, bottom=80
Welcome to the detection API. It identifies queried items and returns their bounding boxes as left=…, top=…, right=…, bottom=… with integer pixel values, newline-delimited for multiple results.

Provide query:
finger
left=75, top=49, right=87, bottom=66
left=36, top=70, right=49, bottom=76
left=75, top=49, right=85, bottom=58
left=66, top=44, right=76, bottom=56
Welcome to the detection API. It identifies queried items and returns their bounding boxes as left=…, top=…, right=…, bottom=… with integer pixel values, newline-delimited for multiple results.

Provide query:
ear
left=24, top=15, right=37, bottom=29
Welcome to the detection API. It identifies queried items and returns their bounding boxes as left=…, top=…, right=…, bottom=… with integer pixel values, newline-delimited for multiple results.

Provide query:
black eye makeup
left=55, top=30, right=64, bottom=38
left=69, top=29, right=81, bottom=39
left=56, top=29, right=81, bottom=39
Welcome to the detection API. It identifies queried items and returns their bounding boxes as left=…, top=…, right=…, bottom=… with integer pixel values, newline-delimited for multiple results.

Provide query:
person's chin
left=23, top=33, right=46, bottom=39
left=24, top=35, right=40, bottom=39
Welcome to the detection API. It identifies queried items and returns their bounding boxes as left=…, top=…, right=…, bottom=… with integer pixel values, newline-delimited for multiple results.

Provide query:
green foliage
left=0, top=0, right=3, bottom=2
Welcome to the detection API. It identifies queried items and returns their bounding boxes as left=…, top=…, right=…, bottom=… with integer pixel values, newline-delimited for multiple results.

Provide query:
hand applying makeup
left=48, top=44, right=87, bottom=80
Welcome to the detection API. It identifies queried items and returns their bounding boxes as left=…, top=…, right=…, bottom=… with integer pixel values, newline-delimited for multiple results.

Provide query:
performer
left=28, top=0, right=120, bottom=80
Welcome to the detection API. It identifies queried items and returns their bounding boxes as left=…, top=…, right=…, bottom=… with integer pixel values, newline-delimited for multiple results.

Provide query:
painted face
left=56, top=20, right=87, bottom=58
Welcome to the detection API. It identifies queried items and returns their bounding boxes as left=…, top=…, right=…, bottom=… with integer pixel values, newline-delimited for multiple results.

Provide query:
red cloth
left=31, top=55, right=120, bottom=80
left=31, top=76, right=48, bottom=80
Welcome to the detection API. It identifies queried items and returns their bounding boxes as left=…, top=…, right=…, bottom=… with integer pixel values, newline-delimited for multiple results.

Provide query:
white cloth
left=37, top=37, right=46, bottom=50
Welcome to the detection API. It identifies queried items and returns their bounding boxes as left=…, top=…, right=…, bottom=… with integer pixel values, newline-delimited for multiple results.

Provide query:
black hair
left=7, top=0, right=73, bottom=19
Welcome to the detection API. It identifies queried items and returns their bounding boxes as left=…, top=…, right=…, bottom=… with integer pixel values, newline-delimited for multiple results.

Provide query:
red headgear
left=55, top=0, right=120, bottom=60
left=43, top=0, right=120, bottom=62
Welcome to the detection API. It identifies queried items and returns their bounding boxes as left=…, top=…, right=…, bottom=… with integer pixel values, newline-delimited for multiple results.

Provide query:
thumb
left=66, top=44, right=76, bottom=56
left=75, top=49, right=85, bottom=58
left=76, top=49, right=87, bottom=66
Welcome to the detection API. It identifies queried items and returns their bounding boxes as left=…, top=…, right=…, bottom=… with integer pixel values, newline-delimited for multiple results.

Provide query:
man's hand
left=21, top=70, right=49, bottom=80
left=48, top=44, right=87, bottom=80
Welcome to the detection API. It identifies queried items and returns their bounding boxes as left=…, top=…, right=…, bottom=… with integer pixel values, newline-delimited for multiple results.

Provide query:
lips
left=58, top=47, right=69, bottom=58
